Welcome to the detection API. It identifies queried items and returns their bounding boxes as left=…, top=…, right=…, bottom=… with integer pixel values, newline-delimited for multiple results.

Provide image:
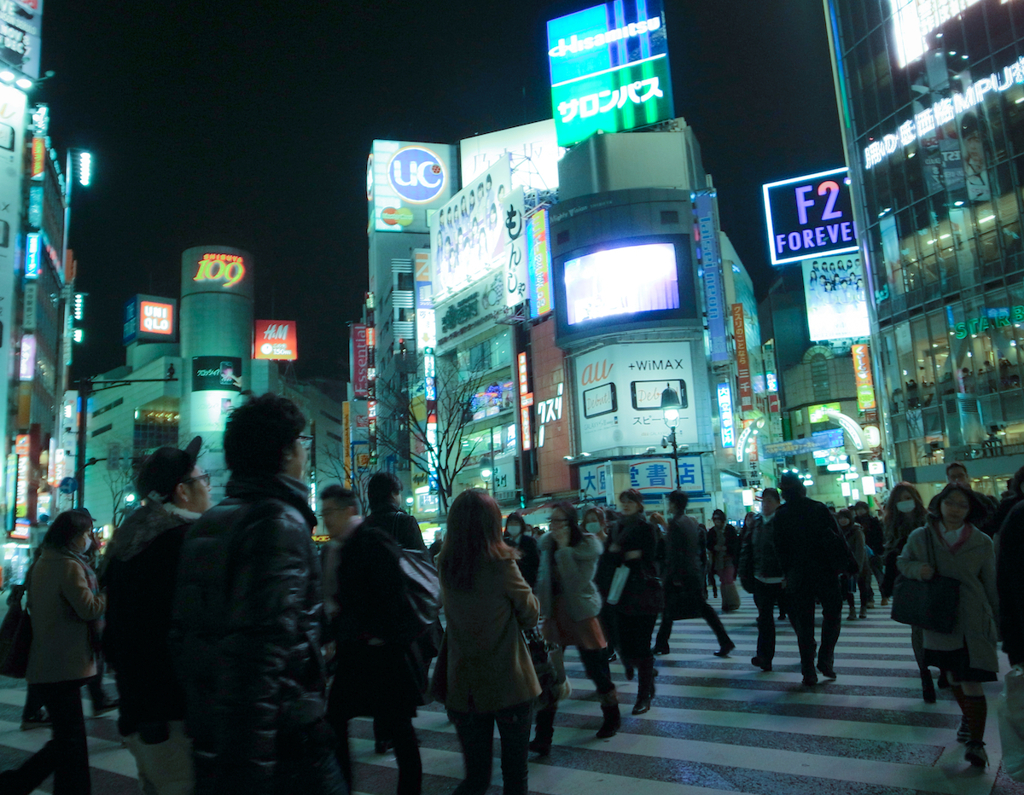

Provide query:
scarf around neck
left=61, top=546, right=104, bottom=649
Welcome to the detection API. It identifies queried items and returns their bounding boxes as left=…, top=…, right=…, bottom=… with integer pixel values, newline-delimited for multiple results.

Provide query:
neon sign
left=762, top=168, right=858, bottom=265
left=140, top=301, right=174, bottom=335
left=865, top=55, right=1024, bottom=169
left=718, top=382, right=734, bottom=448
left=890, top=0, right=1020, bottom=68
left=194, top=253, right=246, bottom=288
left=24, top=232, right=39, bottom=279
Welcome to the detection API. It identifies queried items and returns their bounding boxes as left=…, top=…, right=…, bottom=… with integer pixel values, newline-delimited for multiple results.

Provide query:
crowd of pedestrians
left=2, top=396, right=1024, bottom=793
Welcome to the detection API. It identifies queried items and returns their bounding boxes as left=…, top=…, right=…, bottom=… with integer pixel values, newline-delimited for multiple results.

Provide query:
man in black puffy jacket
left=103, top=436, right=211, bottom=794
left=171, top=394, right=346, bottom=795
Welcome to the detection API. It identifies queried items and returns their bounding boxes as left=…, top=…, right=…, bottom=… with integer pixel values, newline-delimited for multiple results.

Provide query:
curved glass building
left=827, top=0, right=1024, bottom=497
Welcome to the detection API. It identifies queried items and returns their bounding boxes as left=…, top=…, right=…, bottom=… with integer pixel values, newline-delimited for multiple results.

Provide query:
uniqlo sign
left=254, top=320, right=298, bottom=360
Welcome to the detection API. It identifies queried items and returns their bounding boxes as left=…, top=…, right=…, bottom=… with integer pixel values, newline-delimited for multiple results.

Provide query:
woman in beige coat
left=898, top=483, right=998, bottom=769
left=0, top=511, right=107, bottom=795
left=433, top=489, right=540, bottom=795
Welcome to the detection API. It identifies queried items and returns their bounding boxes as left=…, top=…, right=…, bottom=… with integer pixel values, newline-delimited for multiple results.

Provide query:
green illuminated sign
left=551, top=57, right=673, bottom=147
left=546, top=1, right=675, bottom=148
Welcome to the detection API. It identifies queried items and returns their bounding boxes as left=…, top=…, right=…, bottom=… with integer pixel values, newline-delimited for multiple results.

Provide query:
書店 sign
left=546, top=0, right=674, bottom=147
left=762, top=167, right=858, bottom=266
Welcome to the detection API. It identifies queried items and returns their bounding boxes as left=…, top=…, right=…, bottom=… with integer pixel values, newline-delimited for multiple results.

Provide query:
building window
left=810, top=355, right=830, bottom=402
left=91, top=423, right=113, bottom=437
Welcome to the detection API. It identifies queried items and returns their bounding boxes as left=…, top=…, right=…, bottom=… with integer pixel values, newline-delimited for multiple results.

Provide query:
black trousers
left=1, top=679, right=90, bottom=795
left=616, top=613, right=658, bottom=662
left=331, top=711, right=420, bottom=795
left=655, top=600, right=732, bottom=650
left=787, top=577, right=843, bottom=675
left=577, top=647, right=615, bottom=694
left=752, top=581, right=786, bottom=663
left=448, top=701, right=532, bottom=795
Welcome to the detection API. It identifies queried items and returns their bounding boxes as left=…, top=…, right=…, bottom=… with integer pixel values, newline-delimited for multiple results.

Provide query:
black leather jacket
left=171, top=474, right=327, bottom=795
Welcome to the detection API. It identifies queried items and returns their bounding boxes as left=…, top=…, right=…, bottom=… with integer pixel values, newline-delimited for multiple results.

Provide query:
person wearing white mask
left=504, top=512, right=540, bottom=590
left=880, top=483, right=936, bottom=702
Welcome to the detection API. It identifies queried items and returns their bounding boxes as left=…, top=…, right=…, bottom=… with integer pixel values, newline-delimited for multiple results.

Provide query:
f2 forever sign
left=762, top=167, right=859, bottom=266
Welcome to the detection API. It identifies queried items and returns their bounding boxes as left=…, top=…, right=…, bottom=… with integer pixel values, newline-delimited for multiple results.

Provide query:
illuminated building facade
left=827, top=0, right=1024, bottom=498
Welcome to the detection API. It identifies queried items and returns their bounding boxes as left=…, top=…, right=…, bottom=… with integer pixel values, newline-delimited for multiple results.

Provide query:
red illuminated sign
left=194, top=253, right=246, bottom=288
left=254, top=320, right=298, bottom=360
left=518, top=352, right=533, bottom=451
left=139, top=301, right=174, bottom=336
left=15, top=434, right=28, bottom=456
left=352, top=324, right=369, bottom=398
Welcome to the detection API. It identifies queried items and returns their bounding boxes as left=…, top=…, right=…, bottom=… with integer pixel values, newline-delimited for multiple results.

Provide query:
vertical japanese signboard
left=546, top=0, right=674, bottom=147
left=0, top=0, right=43, bottom=78
left=351, top=324, right=369, bottom=398
left=505, top=187, right=528, bottom=307
left=732, top=304, right=753, bottom=411
left=527, top=207, right=553, bottom=317
left=852, top=343, right=877, bottom=411
left=694, top=192, right=728, bottom=363
left=518, top=352, right=533, bottom=451
left=413, top=249, right=436, bottom=350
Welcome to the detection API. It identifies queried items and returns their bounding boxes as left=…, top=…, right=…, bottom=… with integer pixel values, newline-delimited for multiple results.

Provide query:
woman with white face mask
left=880, top=483, right=935, bottom=703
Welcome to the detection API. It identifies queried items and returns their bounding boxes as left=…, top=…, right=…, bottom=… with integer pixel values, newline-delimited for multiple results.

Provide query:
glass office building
left=827, top=0, right=1024, bottom=497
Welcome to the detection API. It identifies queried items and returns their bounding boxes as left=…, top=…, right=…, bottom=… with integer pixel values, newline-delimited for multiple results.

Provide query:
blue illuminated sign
left=24, top=233, right=40, bottom=279
left=388, top=146, right=447, bottom=204
left=718, top=382, right=734, bottom=448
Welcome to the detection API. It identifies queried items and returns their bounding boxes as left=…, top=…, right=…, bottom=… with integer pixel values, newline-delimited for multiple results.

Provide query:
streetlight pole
left=660, top=383, right=682, bottom=489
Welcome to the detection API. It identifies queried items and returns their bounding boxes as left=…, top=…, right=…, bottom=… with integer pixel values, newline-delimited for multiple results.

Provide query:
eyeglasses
left=182, top=473, right=211, bottom=487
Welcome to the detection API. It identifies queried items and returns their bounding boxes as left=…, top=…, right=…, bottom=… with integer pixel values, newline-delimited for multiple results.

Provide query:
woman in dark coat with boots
left=606, top=489, right=663, bottom=715
left=529, top=502, right=619, bottom=754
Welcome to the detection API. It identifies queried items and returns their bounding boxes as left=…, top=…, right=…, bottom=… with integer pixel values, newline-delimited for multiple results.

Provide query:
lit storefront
left=827, top=0, right=1024, bottom=497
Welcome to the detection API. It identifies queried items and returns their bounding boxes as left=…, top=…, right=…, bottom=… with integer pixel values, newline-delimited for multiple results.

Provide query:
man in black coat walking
left=103, top=436, right=212, bottom=795
left=773, top=473, right=844, bottom=686
left=361, top=471, right=426, bottom=551
left=171, top=394, right=346, bottom=795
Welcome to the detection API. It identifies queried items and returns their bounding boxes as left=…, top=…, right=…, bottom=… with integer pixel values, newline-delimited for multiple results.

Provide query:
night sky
left=37, top=0, right=843, bottom=384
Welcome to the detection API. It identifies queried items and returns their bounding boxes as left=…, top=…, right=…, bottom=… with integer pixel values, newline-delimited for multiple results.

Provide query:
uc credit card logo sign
left=388, top=146, right=446, bottom=204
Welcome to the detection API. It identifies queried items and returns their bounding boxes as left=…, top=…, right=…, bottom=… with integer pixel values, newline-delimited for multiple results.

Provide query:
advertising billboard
left=461, top=120, right=561, bottom=193
left=192, top=356, right=243, bottom=392
left=367, top=140, right=456, bottom=234
left=123, top=295, right=177, bottom=345
left=351, top=324, right=369, bottom=398
left=802, top=254, right=870, bottom=341
left=0, top=0, right=43, bottom=78
left=731, top=304, right=753, bottom=411
left=573, top=341, right=698, bottom=453
left=762, top=167, right=858, bottom=266
left=852, top=343, right=877, bottom=411
left=527, top=207, right=553, bottom=317
left=182, top=248, right=253, bottom=300
left=546, top=0, right=674, bottom=147
left=694, top=192, right=728, bottom=363
left=413, top=249, right=436, bottom=350
left=430, top=156, right=516, bottom=304
left=555, top=236, right=694, bottom=343
left=254, top=320, right=298, bottom=360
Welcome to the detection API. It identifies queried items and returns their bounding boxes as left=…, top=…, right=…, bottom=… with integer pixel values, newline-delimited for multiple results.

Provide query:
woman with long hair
left=0, top=511, right=107, bottom=795
left=433, top=490, right=540, bottom=795
left=530, top=502, right=618, bottom=755
left=606, top=489, right=663, bottom=715
left=881, top=483, right=936, bottom=702
left=898, top=484, right=999, bottom=767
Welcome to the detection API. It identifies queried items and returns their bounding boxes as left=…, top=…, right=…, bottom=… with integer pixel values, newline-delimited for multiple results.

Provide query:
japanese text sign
left=546, top=0, right=674, bottom=147
left=852, top=344, right=877, bottom=411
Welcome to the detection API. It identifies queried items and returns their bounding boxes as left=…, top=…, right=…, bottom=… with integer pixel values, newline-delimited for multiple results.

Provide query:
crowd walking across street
left=3, top=394, right=1024, bottom=792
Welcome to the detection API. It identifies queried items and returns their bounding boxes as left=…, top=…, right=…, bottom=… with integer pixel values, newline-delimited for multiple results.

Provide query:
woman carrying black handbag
left=606, top=489, right=663, bottom=715
left=897, top=483, right=998, bottom=769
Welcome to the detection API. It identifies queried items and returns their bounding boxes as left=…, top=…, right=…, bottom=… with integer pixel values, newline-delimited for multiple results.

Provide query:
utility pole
left=75, top=369, right=177, bottom=510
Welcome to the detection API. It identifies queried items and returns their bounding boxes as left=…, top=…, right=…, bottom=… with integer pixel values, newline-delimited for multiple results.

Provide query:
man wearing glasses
left=101, top=436, right=212, bottom=795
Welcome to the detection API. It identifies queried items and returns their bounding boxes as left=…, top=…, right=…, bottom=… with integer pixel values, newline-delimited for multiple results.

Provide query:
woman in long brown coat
left=0, top=511, right=107, bottom=795
left=433, top=489, right=540, bottom=795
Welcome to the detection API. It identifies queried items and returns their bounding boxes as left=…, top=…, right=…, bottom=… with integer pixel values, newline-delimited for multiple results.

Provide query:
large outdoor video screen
left=564, top=242, right=679, bottom=325
left=553, top=236, right=695, bottom=345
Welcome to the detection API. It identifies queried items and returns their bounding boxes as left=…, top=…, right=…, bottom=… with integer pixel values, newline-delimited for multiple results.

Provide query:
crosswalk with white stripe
left=2, top=595, right=1023, bottom=793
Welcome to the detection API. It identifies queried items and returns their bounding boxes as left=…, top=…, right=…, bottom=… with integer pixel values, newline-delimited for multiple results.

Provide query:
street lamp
left=660, top=383, right=681, bottom=489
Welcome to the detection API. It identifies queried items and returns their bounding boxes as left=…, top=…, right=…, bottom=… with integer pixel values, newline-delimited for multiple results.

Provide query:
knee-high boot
left=632, top=658, right=655, bottom=715
left=596, top=689, right=620, bottom=738
left=530, top=705, right=556, bottom=755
